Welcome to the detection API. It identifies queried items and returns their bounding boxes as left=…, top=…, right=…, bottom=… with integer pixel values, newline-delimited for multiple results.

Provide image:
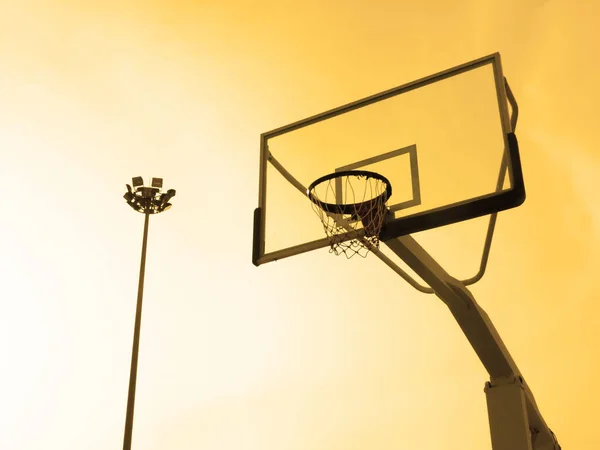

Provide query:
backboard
left=253, top=53, right=523, bottom=266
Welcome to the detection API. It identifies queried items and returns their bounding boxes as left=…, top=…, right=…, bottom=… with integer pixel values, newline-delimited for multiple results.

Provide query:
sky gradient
left=1, top=1, right=599, bottom=449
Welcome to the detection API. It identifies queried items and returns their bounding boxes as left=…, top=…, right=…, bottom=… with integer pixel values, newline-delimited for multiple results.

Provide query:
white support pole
left=382, top=235, right=560, bottom=450
left=485, top=377, right=532, bottom=450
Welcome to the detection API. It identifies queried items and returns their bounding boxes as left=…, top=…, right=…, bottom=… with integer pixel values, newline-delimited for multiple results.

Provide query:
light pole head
left=124, top=177, right=176, bottom=214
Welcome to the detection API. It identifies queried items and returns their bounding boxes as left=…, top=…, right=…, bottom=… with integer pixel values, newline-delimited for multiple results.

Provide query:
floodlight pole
left=121, top=177, right=175, bottom=450
left=383, top=235, right=561, bottom=450
left=123, top=211, right=150, bottom=450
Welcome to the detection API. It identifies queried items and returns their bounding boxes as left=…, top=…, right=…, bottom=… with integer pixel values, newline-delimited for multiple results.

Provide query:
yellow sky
left=1, top=1, right=599, bottom=449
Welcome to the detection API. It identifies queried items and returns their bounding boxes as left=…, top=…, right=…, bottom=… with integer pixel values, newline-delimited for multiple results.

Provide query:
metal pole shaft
left=123, top=211, right=150, bottom=450
left=383, top=235, right=557, bottom=449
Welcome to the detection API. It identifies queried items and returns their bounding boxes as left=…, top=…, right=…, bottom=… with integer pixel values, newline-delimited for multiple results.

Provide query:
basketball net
left=309, top=173, right=390, bottom=258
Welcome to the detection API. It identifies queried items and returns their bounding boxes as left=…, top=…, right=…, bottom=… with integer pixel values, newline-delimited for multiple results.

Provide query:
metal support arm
left=384, top=235, right=560, bottom=450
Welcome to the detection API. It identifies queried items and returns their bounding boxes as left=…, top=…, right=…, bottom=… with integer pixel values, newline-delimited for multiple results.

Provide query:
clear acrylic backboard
left=253, top=53, right=522, bottom=266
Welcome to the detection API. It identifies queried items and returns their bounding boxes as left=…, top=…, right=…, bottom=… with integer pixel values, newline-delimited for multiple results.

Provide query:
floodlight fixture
left=123, top=177, right=175, bottom=214
left=163, top=189, right=176, bottom=202
left=155, top=189, right=175, bottom=211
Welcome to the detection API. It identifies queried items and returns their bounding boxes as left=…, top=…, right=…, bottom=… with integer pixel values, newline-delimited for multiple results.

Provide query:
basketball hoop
left=307, top=170, right=392, bottom=258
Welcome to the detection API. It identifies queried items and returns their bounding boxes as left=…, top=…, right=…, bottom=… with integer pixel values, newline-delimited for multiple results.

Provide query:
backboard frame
left=253, top=52, right=524, bottom=266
